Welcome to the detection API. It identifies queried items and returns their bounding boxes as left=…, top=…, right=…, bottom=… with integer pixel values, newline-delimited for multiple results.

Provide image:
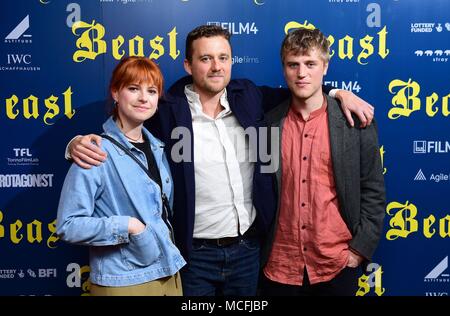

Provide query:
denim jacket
left=57, top=117, right=186, bottom=287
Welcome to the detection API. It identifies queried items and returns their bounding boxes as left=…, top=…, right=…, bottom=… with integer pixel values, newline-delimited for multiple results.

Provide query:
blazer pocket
left=121, top=225, right=163, bottom=270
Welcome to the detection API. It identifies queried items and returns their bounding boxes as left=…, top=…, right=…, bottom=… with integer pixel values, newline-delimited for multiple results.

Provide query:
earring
left=113, top=100, right=118, bottom=107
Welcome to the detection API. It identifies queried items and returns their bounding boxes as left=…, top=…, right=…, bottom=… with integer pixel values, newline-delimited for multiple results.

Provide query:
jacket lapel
left=327, top=95, right=347, bottom=217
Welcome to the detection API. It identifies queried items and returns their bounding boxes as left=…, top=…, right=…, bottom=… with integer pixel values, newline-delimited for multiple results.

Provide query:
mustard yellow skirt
left=90, top=273, right=182, bottom=296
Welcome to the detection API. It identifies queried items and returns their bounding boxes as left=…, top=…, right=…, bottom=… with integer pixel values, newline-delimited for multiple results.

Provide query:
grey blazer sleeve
left=349, top=119, right=386, bottom=260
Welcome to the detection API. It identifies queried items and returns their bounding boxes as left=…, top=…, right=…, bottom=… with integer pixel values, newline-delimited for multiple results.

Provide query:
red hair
left=109, top=56, right=164, bottom=120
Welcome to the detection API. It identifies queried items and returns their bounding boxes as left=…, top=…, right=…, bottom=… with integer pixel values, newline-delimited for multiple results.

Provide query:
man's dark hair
left=185, top=25, right=231, bottom=62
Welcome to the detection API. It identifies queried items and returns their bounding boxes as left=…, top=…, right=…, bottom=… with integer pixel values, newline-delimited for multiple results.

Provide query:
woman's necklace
left=125, top=133, right=143, bottom=142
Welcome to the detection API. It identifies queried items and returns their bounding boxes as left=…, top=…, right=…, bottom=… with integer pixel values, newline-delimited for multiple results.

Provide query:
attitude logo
left=4, top=16, right=32, bottom=44
left=424, top=256, right=450, bottom=283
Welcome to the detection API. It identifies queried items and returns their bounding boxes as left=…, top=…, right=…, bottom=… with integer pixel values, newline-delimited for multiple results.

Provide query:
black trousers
left=260, top=266, right=361, bottom=296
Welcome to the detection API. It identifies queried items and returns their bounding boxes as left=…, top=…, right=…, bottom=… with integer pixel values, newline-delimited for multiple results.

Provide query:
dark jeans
left=181, top=237, right=260, bottom=296
left=261, top=266, right=361, bottom=296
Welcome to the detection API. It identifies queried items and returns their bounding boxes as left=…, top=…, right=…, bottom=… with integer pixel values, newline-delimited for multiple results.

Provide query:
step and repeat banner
left=0, top=0, right=449, bottom=296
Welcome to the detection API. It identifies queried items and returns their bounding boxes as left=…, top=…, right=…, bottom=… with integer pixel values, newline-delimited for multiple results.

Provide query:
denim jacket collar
left=102, top=116, right=165, bottom=156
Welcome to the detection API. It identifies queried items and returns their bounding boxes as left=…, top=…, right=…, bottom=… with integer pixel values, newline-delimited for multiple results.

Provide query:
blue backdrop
left=0, top=0, right=449, bottom=296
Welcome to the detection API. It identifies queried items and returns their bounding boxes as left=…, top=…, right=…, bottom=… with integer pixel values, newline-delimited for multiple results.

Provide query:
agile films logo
left=206, top=22, right=260, bottom=65
left=413, top=169, right=450, bottom=183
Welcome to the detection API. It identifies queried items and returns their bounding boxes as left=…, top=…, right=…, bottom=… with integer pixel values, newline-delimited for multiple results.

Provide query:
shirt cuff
left=328, top=88, right=340, bottom=99
left=65, top=135, right=81, bottom=160
left=113, top=215, right=130, bottom=244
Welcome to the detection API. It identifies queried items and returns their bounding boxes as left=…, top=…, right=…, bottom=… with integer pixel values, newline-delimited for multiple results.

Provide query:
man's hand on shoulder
left=335, top=89, right=374, bottom=128
left=69, top=134, right=107, bottom=169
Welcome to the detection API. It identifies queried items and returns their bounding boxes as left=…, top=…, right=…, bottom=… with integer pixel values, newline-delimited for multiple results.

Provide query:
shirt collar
left=290, top=93, right=328, bottom=122
left=184, top=84, right=231, bottom=117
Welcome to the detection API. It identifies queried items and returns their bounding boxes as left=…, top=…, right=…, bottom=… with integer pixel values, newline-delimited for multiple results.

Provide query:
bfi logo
left=13, top=148, right=32, bottom=157
left=7, top=54, right=32, bottom=65
left=38, top=269, right=57, bottom=278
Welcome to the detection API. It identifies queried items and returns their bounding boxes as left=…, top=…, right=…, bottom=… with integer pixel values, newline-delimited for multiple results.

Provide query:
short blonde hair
left=281, top=28, right=330, bottom=63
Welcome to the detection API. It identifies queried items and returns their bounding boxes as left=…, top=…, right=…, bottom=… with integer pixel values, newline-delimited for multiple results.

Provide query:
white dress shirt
left=184, top=85, right=256, bottom=239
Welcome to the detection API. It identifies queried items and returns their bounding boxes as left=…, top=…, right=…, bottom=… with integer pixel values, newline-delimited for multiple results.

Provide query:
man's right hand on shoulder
left=68, top=134, right=107, bottom=169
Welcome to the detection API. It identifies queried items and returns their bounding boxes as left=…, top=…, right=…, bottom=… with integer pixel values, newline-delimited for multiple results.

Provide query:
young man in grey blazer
left=261, top=28, right=386, bottom=296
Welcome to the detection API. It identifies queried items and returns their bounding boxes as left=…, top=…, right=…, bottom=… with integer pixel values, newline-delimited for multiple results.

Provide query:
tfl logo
left=13, top=148, right=32, bottom=157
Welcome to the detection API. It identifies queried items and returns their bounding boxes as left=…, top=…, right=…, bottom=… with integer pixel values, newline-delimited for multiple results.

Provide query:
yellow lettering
left=373, top=267, right=386, bottom=296
left=149, top=36, right=164, bottom=60
left=47, top=219, right=59, bottom=249
left=380, top=146, right=387, bottom=175
left=168, top=27, right=180, bottom=60
left=386, top=201, right=418, bottom=240
left=23, top=95, right=39, bottom=119
left=112, top=35, right=125, bottom=60
left=6, top=95, right=19, bottom=119
left=129, top=35, right=144, bottom=57
left=43, top=95, right=59, bottom=125
left=358, top=35, right=374, bottom=65
left=284, top=21, right=389, bottom=64
left=426, top=92, right=439, bottom=117
left=443, top=93, right=450, bottom=116
left=80, top=265, right=91, bottom=296
left=0, top=210, right=4, bottom=238
left=63, top=87, right=75, bottom=119
left=439, top=215, right=450, bottom=238
left=3, top=87, right=75, bottom=124
left=424, top=215, right=436, bottom=238
left=327, top=35, right=335, bottom=58
left=356, top=274, right=371, bottom=296
left=338, top=35, right=354, bottom=60
left=27, top=220, right=43, bottom=243
left=388, top=79, right=421, bottom=119
left=72, top=20, right=107, bottom=62
left=377, top=26, right=389, bottom=59
left=10, top=220, right=23, bottom=244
